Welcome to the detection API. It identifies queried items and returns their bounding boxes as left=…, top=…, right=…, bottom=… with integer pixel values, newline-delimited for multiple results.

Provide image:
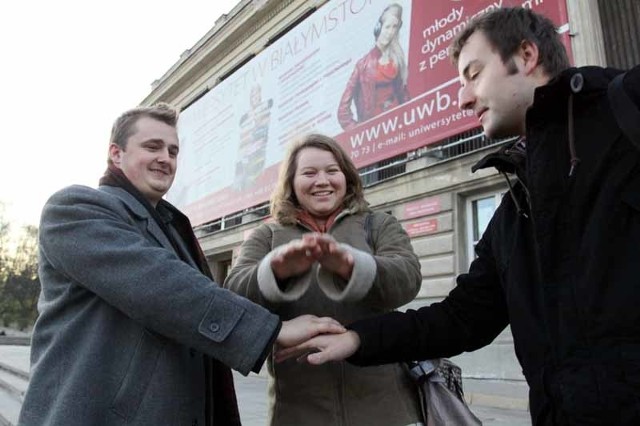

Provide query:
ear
left=108, top=143, right=123, bottom=167
left=518, top=40, right=540, bottom=75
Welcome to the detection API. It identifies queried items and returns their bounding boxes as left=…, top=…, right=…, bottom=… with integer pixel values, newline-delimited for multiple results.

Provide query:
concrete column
left=566, top=0, right=607, bottom=66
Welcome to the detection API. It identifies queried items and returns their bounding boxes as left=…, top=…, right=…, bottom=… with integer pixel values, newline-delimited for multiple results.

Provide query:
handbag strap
left=364, top=212, right=375, bottom=251
left=608, top=71, right=640, bottom=149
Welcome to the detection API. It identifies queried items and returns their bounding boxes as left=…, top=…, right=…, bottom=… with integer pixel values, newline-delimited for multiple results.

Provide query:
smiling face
left=293, top=147, right=347, bottom=219
left=457, top=31, right=537, bottom=139
left=377, top=12, right=400, bottom=49
left=109, top=116, right=179, bottom=206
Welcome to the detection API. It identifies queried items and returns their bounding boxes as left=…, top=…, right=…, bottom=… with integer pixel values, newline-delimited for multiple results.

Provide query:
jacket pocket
left=560, top=363, right=640, bottom=424
left=111, top=330, right=164, bottom=421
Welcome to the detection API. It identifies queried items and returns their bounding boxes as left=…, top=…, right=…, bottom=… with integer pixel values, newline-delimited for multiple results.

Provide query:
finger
left=283, top=242, right=312, bottom=260
left=277, top=245, right=297, bottom=260
left=307, top=245, right=323, bottom=258
left=328, top=242, right=348, bottom=257
left=315, top=322, right=347, bottom=335
left=316, top=233, right=336, bottom=242
left=307, top=350, right=332, bottom=365
left=274, top=341, right=317, bottom=363
left=274, top=348, right=306, bottom=363
left=313, top=236, right=332, bottom=250
left=301, top=237, right=324, bottom=256
left=315, top=316, right=345, bottom=328
left=294, top=240, right=309, bottom=253
left=301, top=233, right=320, bottom=243
left=345, top=252, right=354, bottom=266
left=296, top=349, right=320, bottom=364
left=300, top=241, right=324, bottom=259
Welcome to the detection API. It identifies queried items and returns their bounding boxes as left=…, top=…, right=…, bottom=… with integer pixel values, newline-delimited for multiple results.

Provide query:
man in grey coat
left=18, top=103, right=345, bottom=426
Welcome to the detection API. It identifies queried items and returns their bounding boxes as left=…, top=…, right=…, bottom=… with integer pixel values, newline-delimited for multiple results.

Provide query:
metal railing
left=194, top=129, right=510, bottom=236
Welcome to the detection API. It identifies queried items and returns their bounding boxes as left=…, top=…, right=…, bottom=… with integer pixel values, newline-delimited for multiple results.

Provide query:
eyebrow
left=299, top=163, right=339, bottom=170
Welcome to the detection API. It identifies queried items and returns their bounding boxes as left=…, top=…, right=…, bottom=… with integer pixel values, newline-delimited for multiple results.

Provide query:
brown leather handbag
left=406, top=359, right=482, bottom=426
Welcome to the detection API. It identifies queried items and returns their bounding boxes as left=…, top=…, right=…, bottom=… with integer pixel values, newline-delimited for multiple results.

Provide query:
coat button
left=192, top=419, right=198, bottom=426
left=570, top=73, right=584, bottom=93
left=189, top=348, right=196, bottom=358
left=209, top=322, right=220, bottom=333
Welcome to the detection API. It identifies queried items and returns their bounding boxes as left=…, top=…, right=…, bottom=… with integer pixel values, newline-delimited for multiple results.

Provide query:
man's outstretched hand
left=274, top=330, right=361, bottom=365
left=275, top=315, right=347, bottom=348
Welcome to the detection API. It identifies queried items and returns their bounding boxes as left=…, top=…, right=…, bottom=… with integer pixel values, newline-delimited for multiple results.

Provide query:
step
left=0, top=367, right=27, bottom=402
left=0, top=346, right=30, bottom=374
left=0, top=386, right=21, bottom=426
left=0, top=362, right=29, bottom=383
left=0, top=357, right=29, bottom=426
left=463, top=377, right=529, bottom=411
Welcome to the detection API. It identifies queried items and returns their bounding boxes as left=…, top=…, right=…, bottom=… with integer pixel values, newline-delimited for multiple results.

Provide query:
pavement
left=0, top=344, right=532, bottom=425
left=232, top=372, right=532, bottom=426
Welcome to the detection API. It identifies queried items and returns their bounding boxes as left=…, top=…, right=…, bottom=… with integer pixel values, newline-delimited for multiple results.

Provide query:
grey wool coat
left=224, top=210, right=423, bottom=426
left=19, top=185, right=280, bottom=426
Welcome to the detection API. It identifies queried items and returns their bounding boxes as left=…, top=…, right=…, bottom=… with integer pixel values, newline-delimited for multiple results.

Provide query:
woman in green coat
left=224, top=133, right=423, bottom=425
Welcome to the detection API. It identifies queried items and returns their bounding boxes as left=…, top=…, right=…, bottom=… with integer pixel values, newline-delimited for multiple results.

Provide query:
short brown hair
left=450, top=7, right=569, bottom=79
left=109, top=102, right=179, bottom=150
left=270, top=134, right=369, bottom=225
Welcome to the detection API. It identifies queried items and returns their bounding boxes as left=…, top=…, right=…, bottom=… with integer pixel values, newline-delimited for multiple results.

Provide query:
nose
left=458, top=84, right=475, bottom=111
left=156, top=148, right=171, bottom=163
left=314, top=172, right=329, bottom=185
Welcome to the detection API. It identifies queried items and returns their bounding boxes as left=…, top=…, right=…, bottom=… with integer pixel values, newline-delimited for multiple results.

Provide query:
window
left=465, top=191, right=505, bottom=265
left=359, top=153, right=407, bottom=187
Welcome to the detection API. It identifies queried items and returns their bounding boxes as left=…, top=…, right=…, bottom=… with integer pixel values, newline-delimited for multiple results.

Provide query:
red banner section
left=404, top=196, right=442, bottom=219
left=170, top=0, right=570, bottom=226
left=404, top=219, right=439, bottom=237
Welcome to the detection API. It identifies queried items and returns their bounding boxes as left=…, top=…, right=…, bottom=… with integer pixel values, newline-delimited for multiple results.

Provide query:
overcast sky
left=0, top=0, right=240, bottom=229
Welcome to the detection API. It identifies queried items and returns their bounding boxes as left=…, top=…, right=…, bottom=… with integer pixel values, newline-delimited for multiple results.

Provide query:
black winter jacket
left=348, top=66, right=640, bottom=426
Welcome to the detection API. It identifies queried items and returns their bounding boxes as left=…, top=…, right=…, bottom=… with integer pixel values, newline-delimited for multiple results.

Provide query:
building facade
left=142, top=0, right=639, bottom=382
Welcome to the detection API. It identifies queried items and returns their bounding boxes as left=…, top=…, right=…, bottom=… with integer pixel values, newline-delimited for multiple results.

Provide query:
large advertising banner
left=169, top=0, right=570, bottom=226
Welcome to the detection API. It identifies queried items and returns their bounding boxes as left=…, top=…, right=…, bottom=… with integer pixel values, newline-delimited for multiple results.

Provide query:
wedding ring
left=305, top=249, right=311, bottom=257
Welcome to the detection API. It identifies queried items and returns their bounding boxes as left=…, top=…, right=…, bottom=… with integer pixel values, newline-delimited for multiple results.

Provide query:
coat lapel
left=99, top=186, right=175, bottom=251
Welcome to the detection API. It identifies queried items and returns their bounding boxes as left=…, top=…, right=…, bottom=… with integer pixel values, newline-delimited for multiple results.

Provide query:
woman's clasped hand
left=270, top=233, right=354, bottom=281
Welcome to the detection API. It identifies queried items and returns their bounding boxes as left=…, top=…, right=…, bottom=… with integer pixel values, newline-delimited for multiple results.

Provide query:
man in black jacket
left=276, top=7, right=640, bottom=426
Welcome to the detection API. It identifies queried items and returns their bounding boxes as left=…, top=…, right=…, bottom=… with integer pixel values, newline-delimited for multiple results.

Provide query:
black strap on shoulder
left=608, top=72, right=640, bottom=149
left=364, top=213, right=375, bottom=252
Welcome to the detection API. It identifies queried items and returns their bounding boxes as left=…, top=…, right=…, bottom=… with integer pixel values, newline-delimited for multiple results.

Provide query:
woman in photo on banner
left=223, top=133, right=423, bottom=425
left=337, top=3, right=410, bottom=130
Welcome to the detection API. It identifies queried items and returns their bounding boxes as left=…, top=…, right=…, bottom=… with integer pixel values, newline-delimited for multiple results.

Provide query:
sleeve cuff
left=257, top=251, right=312, bottom=303
left=316, top=243, right=377, bottom=302
left=345, top=323, right=369, bottom=366
left=251, top=320, right=282, bottom=373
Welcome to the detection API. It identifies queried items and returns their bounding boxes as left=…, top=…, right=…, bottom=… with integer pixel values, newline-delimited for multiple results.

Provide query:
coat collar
left=471, top=138, right=525, bottom=175
left=99, top=185, right=175, bottom=250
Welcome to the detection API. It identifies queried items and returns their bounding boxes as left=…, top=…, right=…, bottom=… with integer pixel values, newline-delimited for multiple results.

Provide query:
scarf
left=296, top=208, right=342, bottom=233
left=99, top=165, right=241, bottom=426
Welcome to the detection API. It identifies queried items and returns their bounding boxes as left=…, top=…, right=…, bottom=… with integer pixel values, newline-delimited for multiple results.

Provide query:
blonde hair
left=270, top=134, right=369, bottom=225
left=378, top=4, right=408, bottom=85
